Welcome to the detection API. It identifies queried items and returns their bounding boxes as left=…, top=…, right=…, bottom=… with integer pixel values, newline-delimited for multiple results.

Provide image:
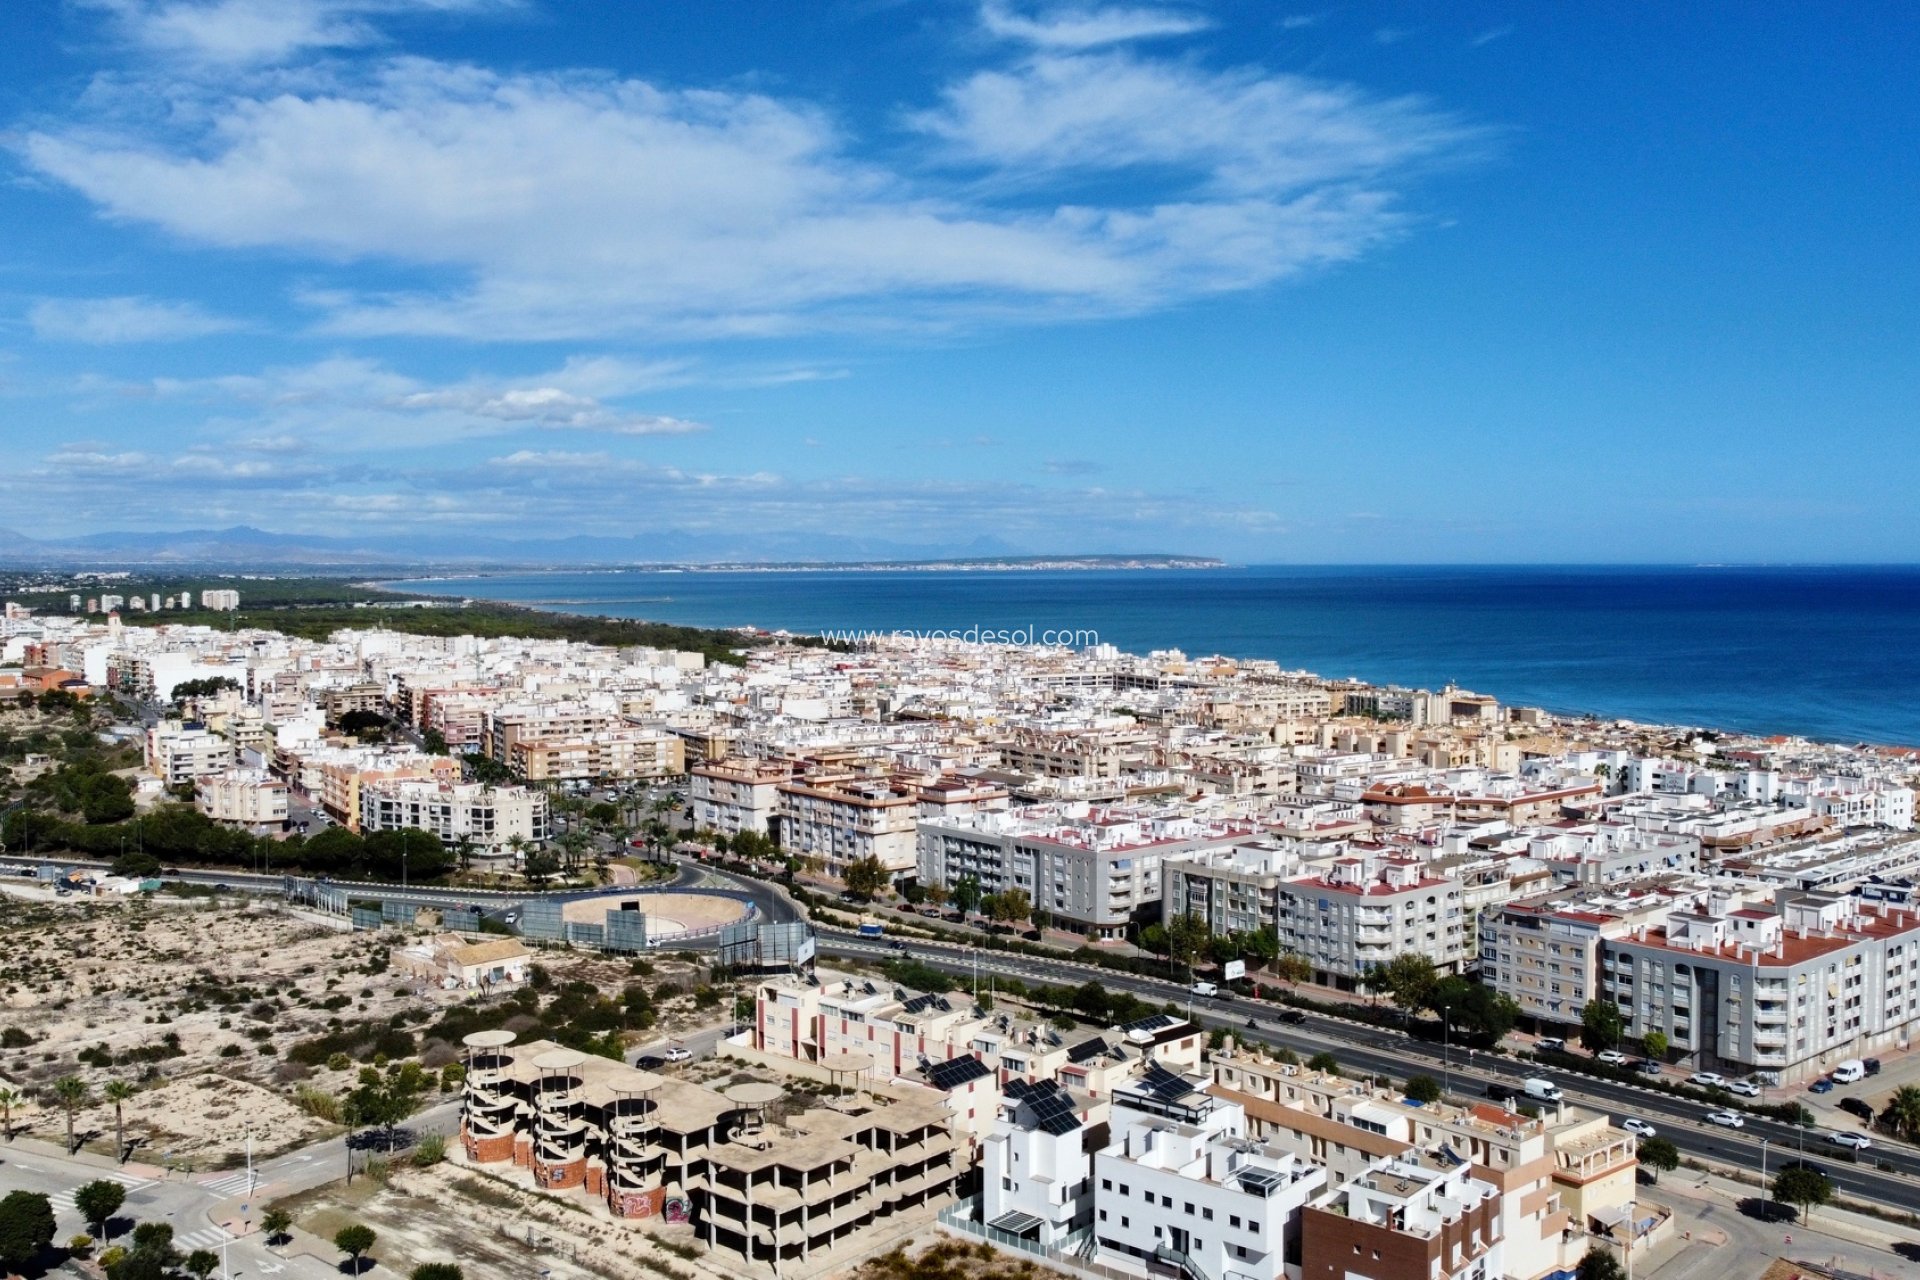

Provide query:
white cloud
left=979, top=2, right=1210, bottom=49
left=21, top=47, right=1470, bottom=339
left=89, top=0, right=514, bottom=67
left=29, top=295, right=240, bottom=343
left=396, top=386, right=707, bottom=435
left=44, top=442, right=155, bottom=472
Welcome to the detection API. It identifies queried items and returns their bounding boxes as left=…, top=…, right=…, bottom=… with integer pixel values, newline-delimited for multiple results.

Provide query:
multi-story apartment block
left=194, top=768, right=289, bottom=827
left=777, top=771, right=920, bottom=878
left=1300, top=1154, right=1504, bottom=1280
left=919, top=805, right=1266, bottom=938
left=1161, top=841, right=1311, bottom=937
left=1092, top=1066, right=1326, bottom=1280
left=144, top=720, right=236, bottom=786
left=1479, top=902, right=1625, bottom=1030
left=980, top=1079, right=1096, bottom=1249
left=317, top=752, right=462, bottom=830
left=1600, top=892, right=1920, bottom=1080
left=358, top=779, right=550, bottom=852
left=510, top=726, right=685, bottom=782
left=1274, top=854, right=1467, bottom=987
left=460, top=1033, right=960, bottom=1266
left=690, top=757, right=794, bottom=837
left=485, top=704, right=617, bottom=767
left=1000, top=726, right=1155, bottom=779
left=199, top=589, right=240, bottom=611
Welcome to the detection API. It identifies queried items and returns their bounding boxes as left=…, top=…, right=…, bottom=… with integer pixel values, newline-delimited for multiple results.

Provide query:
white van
left=1830, top=1059, right=1866, bottom=1084
left=1522, top=1077, right=1563, bottom=1103
left=1190, top=981, right=1218, bottom=998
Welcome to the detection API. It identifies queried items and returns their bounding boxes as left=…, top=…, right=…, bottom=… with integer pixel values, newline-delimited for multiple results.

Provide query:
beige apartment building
left=510, top=725, right=685, bottom=782
left=358, top=778, right=550, bottom=851
left=194, top=768, right=289, bottom=827
left=691, top=757, right=794, bottom=837
left=777, top=771, right=920, bottom=878
left=460, top=1033, right=960, bottom=1267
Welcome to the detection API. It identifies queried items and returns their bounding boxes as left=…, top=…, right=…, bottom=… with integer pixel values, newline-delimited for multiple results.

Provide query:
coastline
left=377, top=568, right=1920, bottom=750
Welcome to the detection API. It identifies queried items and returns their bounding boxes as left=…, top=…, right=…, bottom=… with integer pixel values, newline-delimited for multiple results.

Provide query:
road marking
left=200, top=1170, right=259, bottom=1197
left=177, top=1227, right=234, bottom=1250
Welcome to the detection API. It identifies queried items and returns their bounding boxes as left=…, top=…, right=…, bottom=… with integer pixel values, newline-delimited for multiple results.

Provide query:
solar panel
left=1004, top=1078, right=1035, bottom=1100
left=1027, top=1090, right=1074, bottom=1123
left=1120, top=1014, right=1174, bottom=1034
left=1140, top=1063, right=1193, bottom=1101
left=1038, top=1110, right=1083, bottom=1135
left=1068, top=1038, right=1107, bottom=1064
left=901, top=993, right=941, bottom=1016
left=926, top=1056, right=991, bottom=1090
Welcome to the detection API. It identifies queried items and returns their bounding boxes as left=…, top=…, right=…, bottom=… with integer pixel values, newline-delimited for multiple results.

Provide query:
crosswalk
left=47, top=1169, right=153, bottom=1219
left=199, top=1170, right=261, bottom=1198
left=176, top=1226, right=235, bottom=1252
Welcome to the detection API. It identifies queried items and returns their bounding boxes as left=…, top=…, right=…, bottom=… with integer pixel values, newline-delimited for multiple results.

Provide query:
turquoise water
left=400, top=565, right=1920, bottom=745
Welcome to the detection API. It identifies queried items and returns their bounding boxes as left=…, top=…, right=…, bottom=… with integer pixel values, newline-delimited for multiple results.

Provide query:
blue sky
left=1, top=1, right=1915, bottom=561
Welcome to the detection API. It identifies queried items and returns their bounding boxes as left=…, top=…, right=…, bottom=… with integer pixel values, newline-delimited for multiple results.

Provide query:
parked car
left=1621, top=1119, right=1657, bottom=1138
left=1830, top=1059, right=1867, bottom=1084
left=663, top=1045, right=691, bottom=1063
left=1277, top=1010, right=1307, bottom=1025
left=1726, top=1080, right=1761, bottom=1097
left=1838, top=1097, right=1876, bottom=1121
left=635, top=1055, right=666, bottom=1069
left=1863, top=1058, right=1882, bottom=1076
left=1706, top=1110, right=1744, bottom=1128
left=1829, top=1131, right=1872, bottom=1150
left=1596, top=1050, right=1630, bottom=1066
left=1636, top=1059, right=1663, bottom=1077
left=1535, top=1037, right=1566, bottom=1053
left=1689, top=1072, right=1729, bottom=1089
left=1808, top=1078, right=1834, bottom=1094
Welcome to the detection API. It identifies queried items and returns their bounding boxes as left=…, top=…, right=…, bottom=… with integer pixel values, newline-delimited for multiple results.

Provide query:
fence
left=936, top=1197, right=1128, bottom=1280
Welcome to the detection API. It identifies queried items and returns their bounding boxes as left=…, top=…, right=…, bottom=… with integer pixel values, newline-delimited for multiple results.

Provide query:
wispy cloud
left=1470, top=26, right=1514, bottom=48
left=85, top=0, right=517, bottom=67
left=29, top=295, right=240, bottom=343
left=979, top=2, right=1210, bottom=49
left=20, top=37, right=1474, bottom=341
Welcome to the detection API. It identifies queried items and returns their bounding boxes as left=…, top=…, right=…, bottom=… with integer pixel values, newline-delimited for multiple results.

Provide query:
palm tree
left=0, top=1086, right=19, bottom=1141
left=1884, top=1084, right=1920, bottom=1141
left=103, top=1080, right=136, bottom=1162
left=51, top=1076, right=89, bottom=1155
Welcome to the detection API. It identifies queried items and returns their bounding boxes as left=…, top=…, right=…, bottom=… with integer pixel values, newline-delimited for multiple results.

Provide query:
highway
left=813, top=929, right=1920, bottom=1217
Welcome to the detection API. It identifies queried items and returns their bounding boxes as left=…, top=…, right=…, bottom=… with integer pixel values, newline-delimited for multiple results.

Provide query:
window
left=1099, top=1210, right=1107, bottom=1222
left=1184, top=1202, right=1194, bottom=1215
left=1102, top=1179, right=1112, bottom=1191
left=1202, top=1209, right=1214, bottom=1221
left=1230, top=1216, right=1241, bottom=1229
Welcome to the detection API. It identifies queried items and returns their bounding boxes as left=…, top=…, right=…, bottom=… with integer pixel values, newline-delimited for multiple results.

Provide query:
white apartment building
left=199, top=589, right=240, bottom=610
left=1092, top=1065, right=1326, bottom=1280
left=1791, top=777, right=1915, bottom=831
left=145, top=720, right=236, bottom=786
left=357, top=779, right=550, bottom=852
left=777, top=773, right=919, bottom=878
left=918, top=805, right=1267, bottom=938
left=1273, top=854, right=1467, bottom=988
left=1601, top=892, right=1920, bottom=1080
left=690, top=757, right=793, bottom=837
left=194, top=768, right=289, bottom=827
left=979, top=1078, right=1095, bottom=1249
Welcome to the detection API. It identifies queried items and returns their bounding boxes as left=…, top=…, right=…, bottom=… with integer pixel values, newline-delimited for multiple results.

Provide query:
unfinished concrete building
left=460, top=1032, right=962, bottom=1266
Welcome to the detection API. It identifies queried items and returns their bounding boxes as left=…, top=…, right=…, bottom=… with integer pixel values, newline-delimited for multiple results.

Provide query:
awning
left=988, top=1211, right=1045, bottom=1236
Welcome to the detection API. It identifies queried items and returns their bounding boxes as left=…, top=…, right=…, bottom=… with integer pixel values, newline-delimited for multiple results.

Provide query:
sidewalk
left=0, top=1131, right=166, bottom=1181
left=1663, top=1162, right=1917, bottom=1254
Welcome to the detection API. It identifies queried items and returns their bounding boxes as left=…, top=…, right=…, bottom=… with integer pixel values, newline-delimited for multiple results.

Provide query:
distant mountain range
left=0, top=525, right=1215, bottom=570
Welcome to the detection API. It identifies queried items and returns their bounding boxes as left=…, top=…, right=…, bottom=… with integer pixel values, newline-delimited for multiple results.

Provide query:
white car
left=663, top=1045, right=691, bottom=1062
left=1706, top=1110, right=1744, bottom=1128
left=1829, top=1131, right=1871, bottom=1150
left=1689, top=1072, right=1729, bottom=1089
left=1726, top=1080, right=1761, bottom=1098
left=1621, top=1119, right=1657, bottom=1138
left=1597, top=1050, right=1630, bottom=1066
left=1535, top=1037, right=1566, bottom=1053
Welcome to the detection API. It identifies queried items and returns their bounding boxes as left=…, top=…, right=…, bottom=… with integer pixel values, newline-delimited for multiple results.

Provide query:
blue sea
left=397, top=566, right=1920, bottom=746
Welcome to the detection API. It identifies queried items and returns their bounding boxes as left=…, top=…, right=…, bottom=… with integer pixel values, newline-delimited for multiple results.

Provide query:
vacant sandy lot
left=560, top=890, right=750, bottom=940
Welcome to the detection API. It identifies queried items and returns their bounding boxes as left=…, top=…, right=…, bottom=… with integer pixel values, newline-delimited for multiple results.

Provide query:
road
left=815, top=929, right=1920, bottom=1213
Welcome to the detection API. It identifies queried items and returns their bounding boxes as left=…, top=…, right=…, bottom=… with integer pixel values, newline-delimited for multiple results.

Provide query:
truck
left=1522, top=1077, right=1563, bottom=1103
left=857, top=918, right=885, bottom=939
